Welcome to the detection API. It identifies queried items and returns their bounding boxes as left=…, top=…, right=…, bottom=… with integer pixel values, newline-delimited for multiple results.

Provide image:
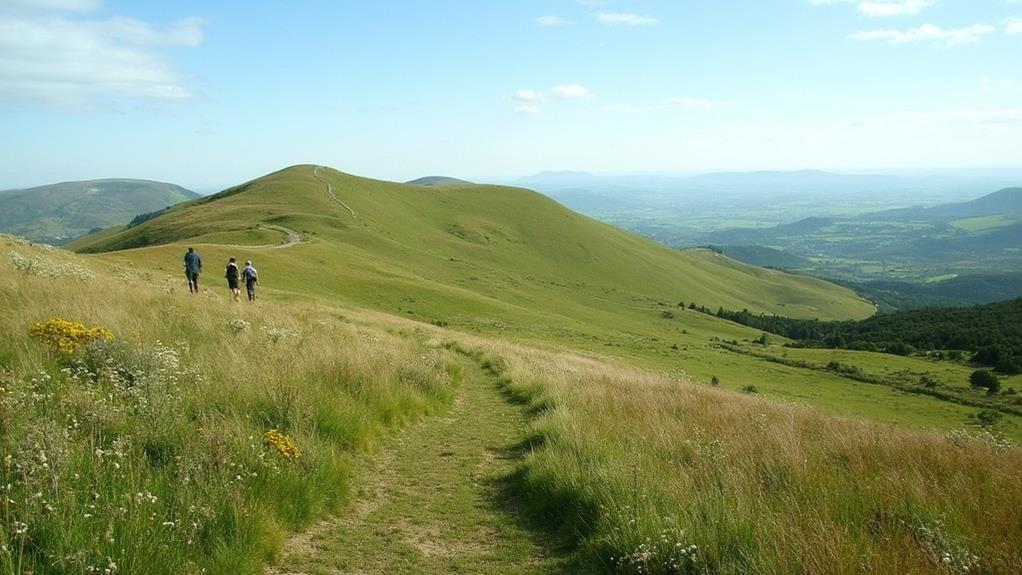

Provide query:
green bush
left=969, top=369, right=1001, bottom=394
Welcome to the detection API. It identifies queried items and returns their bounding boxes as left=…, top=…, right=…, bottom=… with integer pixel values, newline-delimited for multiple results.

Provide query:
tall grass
left=0, top=237, right=458, bottom=573
left=464, top=339, right=1022, bottom=574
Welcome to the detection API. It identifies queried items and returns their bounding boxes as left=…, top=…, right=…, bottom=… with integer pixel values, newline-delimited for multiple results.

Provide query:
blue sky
left=1, top=0, right=1020, bottom=191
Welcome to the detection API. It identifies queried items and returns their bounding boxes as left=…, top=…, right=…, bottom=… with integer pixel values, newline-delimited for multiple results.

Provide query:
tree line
left=681, top=298, right=1022, bottom=374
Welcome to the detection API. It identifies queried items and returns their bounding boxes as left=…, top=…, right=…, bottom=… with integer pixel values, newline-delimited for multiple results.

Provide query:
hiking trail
left=314, top=166, right=357, bottom=218
left=267, top=357, right=574, bottom=575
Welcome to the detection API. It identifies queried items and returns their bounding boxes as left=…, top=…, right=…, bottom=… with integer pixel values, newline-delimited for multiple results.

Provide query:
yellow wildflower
left=263, top=429, right=300, bottom=462
left=28, top=318, right=113, bottom=354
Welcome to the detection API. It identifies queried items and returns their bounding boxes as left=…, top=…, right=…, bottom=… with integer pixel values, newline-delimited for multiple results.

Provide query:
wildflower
left=263, top=429, right=301, bottom=462
left=28, top=318, right=113, bottom=355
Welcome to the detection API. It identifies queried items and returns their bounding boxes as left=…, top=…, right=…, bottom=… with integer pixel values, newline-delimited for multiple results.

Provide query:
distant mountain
left=406, top=176, right=473, bottom=186
left=872, top=187, right=1021, bottom=221
left=0, top=178, right=198, bottom=244
left=700, top=187, right=1022, bottom=299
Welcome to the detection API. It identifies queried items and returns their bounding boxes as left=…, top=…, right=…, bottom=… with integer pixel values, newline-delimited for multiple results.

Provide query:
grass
left=461, top=338, right=1022, bottom=574
left=65, top=164, right=1019, bottom=457
left=0, top=237, right=458, bottom=573
left=9, top=164, right=1022, bottom=573
left=272, top=360, right=577, bottom=574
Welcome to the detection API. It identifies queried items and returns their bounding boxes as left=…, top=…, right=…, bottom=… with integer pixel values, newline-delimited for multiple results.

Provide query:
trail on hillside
left=314, top=166, right=357, bottom=218
left=207, top=224, right=302, bottom=249
left=268, top=359, right=576, bottom=575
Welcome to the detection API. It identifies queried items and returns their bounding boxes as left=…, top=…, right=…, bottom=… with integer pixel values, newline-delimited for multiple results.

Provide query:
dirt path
left=267, top=360, right=574, bottom=575
left=313, top=166, right=357, bottom=218
left=208, top=225, right=302, bottom=250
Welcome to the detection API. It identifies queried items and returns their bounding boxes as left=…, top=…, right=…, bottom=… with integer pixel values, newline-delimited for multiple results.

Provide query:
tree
left=970, top=370, right=1001, bottom=394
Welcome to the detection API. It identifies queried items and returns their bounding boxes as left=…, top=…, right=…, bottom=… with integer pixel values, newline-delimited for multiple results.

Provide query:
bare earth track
left=268, top=360, right=575, bottom=575
left=314, top=166, right=357, bottom=218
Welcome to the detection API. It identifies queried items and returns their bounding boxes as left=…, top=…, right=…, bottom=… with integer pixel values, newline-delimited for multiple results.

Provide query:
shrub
left=710, top=375, right=720, bottom=387
left=660, top=310, right=675, bottom=320
left=976, top=409, right=1003, bottom=427
left=28, top=317, right=113, bottom=354
left=969, top=369, right=1000, bottom=394
left=742, top=384, right=759, bottom=395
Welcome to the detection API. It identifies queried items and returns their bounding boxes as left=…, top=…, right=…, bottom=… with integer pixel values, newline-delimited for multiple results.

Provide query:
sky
left=0, top=0, right=1020, bottom=192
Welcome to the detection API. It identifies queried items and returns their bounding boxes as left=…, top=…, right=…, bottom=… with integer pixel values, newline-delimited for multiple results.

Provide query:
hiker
left=243, top=260, right=258, bottom=302
left=184, top=247, right=202, bottom=294
left=225, top=257, right=241, bottom=302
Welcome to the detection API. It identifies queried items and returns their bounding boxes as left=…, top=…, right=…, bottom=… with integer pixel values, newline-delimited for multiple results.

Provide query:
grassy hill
left=71, top=165, right=873, bottom=323
left=4, top=233, right=1021, bottom=574
left=20, top=165, right=1017, bottom=573
left=67, top=166, right=1022, bottom=438
left=0, top=179, right=198, bottom=245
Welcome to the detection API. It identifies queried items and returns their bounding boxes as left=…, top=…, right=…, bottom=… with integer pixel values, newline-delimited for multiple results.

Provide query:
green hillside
left=9, top=167, right=1022, bottom=573
left=72, top=165, right=873, bottom=325
left=0, top=179, right=198, bottom=245
left=69, top=166, right=1022, bottom=441
left=5, top=234, right=1020, bottom=574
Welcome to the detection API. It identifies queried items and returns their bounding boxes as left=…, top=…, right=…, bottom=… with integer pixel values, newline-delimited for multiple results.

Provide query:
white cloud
left=551, top=84, right=593, bottom=99
left=850, top=23, right=995, bottom=45
left=1006, top=17, right=1022, bottom=34
left=536, top=15, right=569, bottom=27
left=666, top=96, right=730, bottom=110
left=511, top=85, right=594, bottom=114
left=0, top=1, right=204, bottom=106
left=512, top=88, right=544, bottom=115
left=596, top=12, right=659, bottom=26
left=513, top=89, right=541, bottom=102
left=1, top=0, right=100, bottom=11
left=857, top=0, right=933, bottom=17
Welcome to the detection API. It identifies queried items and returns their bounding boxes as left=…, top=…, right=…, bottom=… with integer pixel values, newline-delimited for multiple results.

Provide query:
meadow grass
left=0, top=237, right=458, bottom=573
left=4, top=236, right=1022, bottom=574
left=458, top=337, right=1022, bottom=574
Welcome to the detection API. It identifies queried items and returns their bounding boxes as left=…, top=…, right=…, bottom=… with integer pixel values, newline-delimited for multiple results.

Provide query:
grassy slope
left=4, top=236, right=1021, bottom=574
left=0, top=236, right=459, bottom=573
left=67, top=165, right=1022, bottom=438
left=71, top=165, right=873, bottom=322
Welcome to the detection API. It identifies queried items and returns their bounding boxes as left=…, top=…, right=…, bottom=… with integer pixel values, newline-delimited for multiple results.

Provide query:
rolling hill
left=8, top=166, right=1022, bottom=574
left=72, top=165, right=874, bottom=327
left=703, top=188, right=1022, bottom=302
left=0, top=178, right=198, bottom=244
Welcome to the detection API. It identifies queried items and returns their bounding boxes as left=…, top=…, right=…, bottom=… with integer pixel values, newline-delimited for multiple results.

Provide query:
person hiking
left=183, top=247, right=202, bottom=294
left=225, top=257, right=241, bottom=302
left=242, top=260, right=258, bottom=302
